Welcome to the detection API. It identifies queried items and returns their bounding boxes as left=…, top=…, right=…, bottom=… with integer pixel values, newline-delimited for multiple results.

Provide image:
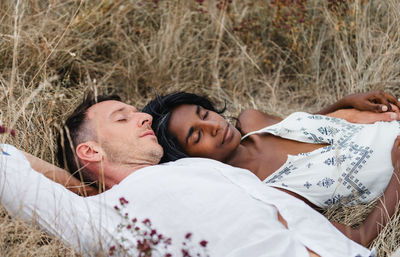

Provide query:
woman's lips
left=222, top=125, right=232, bottom=145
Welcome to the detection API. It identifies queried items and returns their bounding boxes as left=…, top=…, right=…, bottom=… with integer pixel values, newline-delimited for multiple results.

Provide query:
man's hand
left=341, top=90, right=400, bottom=113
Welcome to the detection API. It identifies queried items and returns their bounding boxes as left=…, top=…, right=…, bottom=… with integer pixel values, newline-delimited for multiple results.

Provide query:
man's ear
left=76, top=141, right=103, bottom=163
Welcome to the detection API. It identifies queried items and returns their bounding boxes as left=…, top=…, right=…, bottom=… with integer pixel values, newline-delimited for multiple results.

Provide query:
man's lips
left=141, top=130, right=155, bottom=138
left=221, top=124, right=232, bottom=145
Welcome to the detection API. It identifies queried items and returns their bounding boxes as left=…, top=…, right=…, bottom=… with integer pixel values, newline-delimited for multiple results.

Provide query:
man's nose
left=137, top=112, right=153, bottom=127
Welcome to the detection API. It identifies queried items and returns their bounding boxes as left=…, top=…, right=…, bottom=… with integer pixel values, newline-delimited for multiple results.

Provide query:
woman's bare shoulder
left=237, top=109, right=283, bottom=135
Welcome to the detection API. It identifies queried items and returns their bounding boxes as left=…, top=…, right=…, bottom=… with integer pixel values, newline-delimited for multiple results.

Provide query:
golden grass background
left=1, top=0, right=400, bottom=256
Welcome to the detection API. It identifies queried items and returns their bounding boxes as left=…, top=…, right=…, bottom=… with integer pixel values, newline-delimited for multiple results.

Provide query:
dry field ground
left=1, top=0, right=400, bottom=256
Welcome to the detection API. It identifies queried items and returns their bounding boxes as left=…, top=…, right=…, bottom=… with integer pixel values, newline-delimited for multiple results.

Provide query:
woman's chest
left=234, top=134, right=327, bottom=180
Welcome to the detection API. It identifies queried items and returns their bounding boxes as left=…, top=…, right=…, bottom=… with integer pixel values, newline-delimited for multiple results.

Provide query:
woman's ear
left=76, top=141, right=103, bottom=163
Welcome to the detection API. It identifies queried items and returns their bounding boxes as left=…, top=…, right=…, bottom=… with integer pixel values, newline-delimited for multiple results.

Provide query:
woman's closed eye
left=194, top=130, right=201, bottom=144
left=203, top=111, right=209, bottom=120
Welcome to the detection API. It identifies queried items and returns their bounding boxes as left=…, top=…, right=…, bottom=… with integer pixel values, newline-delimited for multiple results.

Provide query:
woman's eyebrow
left=196, top=105, right=200, bottom=116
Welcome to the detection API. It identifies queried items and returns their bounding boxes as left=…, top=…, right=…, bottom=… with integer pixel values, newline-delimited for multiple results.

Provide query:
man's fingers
left=379, top=112, right=399, bottom=122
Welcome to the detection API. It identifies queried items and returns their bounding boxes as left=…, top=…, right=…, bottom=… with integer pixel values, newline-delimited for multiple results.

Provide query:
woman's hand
left=392, top=135, right=400, bottom=168
left=341, top=90, right=400, bottom=113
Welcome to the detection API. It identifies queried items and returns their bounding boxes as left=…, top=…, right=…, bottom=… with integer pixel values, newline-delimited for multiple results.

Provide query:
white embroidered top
left=242, top=112, right=399, bottom=208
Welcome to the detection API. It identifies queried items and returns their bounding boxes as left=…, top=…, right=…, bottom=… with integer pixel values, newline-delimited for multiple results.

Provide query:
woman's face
left=168, top=104, right=241, bottom=162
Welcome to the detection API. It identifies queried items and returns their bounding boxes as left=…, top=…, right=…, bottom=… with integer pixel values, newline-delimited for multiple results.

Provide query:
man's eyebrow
left=185, top=105, right=200, bottom=144
left=109, top=107, right=126, bottom=118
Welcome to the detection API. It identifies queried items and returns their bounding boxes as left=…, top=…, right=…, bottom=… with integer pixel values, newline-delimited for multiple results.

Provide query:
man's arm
left=22, top=151, right=98, bottom=196
left=277, top=212, right=321, bottom=257
left=0, top=144, right=115, bottom=254
left=331, top=135, right=400, bottom=246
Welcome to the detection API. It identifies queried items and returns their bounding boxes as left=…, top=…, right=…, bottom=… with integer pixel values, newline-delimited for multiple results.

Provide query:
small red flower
left=109, top=245, right=116, bottom=256
left=143, top=218, right=151, bottom=225
left=0, top=126, right=15, bottom=137
left=181, top=248, right=190, bottom=257
left=119, top=197, right=129, bottom=205
left=199, top=240, right=208, bottom=247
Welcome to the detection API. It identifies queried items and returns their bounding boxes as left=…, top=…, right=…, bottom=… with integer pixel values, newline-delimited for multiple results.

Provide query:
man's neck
left=95, top=162, right=153, bottom=190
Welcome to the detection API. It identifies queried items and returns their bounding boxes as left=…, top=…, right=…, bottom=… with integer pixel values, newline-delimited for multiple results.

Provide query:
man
left=1, top=92, right=396, bottom=256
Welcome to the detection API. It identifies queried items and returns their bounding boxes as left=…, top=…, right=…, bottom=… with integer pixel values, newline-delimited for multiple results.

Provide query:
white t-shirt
left=0, top=144, right=374, bottom=257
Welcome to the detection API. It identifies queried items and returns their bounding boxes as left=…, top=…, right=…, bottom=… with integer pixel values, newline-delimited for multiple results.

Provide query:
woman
left=143, top=90, right=400, bottom=246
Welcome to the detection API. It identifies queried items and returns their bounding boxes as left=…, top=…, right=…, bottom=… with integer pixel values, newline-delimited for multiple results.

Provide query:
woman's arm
left=331, top=135, right=400, bottom=246
left=317, top=90, right=400, bottom=115
left=22, top=151, right=98, bottom=196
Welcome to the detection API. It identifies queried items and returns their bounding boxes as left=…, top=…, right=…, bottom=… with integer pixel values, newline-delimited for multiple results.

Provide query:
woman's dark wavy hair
left=142, top=92, right=225, bottom=163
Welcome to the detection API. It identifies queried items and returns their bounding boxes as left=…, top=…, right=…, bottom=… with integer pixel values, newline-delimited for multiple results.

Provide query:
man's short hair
left=142, top=92, right=225, bottom=163
left=57, top=93, right=121, bottom=182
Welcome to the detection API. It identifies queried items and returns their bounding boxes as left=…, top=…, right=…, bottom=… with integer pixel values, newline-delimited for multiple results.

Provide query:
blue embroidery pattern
left=324, top=194, right=344, bottom=205
left=318, top=126, right=339, bottom=136
left=324, top=155, right=346, bottom=166
left=339, top=144, right=373, bottom=202
left=308, top=115, right=324, bottom=120
left=304, top=181, right=312, bottom=189
left=264, top=163, right=297, bottom=184
left=317, top=177, right=335, bottom=188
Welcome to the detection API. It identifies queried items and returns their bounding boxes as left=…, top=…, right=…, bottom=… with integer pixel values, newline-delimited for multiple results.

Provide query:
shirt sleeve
left=0, top=144, right=116, bottom=254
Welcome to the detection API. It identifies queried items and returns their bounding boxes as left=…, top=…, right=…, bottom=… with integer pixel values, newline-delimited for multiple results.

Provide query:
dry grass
left=1, top=0, right=400, bottom=256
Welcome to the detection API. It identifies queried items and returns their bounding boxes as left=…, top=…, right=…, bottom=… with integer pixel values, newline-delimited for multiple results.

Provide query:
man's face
left=85, top=100, right=163, bottom=166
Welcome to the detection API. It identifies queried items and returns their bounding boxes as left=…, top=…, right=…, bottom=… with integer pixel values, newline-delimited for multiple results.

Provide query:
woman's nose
left=202, top=120, right=222, bottom=136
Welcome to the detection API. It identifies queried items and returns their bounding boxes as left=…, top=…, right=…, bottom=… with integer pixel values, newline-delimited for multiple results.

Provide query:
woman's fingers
left=384, top=92, right=400, bottom=110
left=368, top=91, right=392, bottom=112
